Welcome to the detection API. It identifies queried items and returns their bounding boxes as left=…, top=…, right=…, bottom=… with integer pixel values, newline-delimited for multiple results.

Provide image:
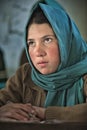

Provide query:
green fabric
left=25, top=0, right=87, bottom=107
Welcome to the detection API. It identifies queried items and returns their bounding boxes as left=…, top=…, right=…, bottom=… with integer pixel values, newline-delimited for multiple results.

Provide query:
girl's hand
left=32, top=106, right=46, bottom=120
left=0, top=102, right=40, bottom=122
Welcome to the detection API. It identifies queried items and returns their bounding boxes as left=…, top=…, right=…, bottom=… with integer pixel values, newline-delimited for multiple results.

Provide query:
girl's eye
left=27, top=41, right=35, bottom=47
left=44, top=38, right=52, bottom=43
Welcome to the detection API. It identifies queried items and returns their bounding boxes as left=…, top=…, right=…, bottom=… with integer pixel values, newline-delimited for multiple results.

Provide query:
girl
left=0, top=0, right=87, bottom=122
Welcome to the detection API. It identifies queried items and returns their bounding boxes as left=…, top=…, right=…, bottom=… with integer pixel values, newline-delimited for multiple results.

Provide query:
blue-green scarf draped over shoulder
left=25, top=0, right=87, bottom=107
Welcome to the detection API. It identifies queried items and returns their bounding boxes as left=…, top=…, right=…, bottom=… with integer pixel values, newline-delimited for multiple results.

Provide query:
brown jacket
left=0, top=63, right=87, bottom=122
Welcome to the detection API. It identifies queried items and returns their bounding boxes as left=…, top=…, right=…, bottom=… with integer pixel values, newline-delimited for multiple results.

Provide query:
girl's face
left=27, top=23, right=60, bottom=74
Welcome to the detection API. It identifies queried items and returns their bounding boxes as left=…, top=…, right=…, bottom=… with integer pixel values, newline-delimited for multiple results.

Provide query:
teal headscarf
left=25, top=0, right=87, bottom=107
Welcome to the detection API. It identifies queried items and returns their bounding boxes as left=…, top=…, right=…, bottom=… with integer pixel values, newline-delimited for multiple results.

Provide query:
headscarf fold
left=25, top=0, right=87, bottom=107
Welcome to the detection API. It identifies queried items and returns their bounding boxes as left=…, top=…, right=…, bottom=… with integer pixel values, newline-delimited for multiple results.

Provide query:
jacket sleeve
left=45, top=75, right=87, bottom=122
left=45, top=103, right=87, bottom=122
left=0, top=64, right=28, bottom=106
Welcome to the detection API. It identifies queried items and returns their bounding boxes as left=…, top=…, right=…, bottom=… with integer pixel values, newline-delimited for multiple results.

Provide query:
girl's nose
left=35, top=44, right=46, bottom=57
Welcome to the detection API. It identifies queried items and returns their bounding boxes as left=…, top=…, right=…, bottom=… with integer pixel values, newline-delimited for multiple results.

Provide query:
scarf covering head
left=25, top=0, right=87, bottom=107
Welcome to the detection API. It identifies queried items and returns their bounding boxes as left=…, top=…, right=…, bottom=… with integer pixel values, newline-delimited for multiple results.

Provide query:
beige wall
left=58, top=0, right=87, bottom=41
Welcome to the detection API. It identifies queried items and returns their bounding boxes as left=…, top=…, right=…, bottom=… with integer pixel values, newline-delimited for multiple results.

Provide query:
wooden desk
left=0, top=121, right=87, bottom=130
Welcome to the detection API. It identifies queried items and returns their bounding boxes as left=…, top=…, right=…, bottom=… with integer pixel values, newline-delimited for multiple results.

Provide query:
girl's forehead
left=27, top=23, right=55, bottom=38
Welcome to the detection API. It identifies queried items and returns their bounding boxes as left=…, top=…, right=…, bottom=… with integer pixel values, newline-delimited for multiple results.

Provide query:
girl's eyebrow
left=42, top=35, right=55, bottom=39
left=27, top=35, right=55, bottom=41
left=27, top=39, right=34, bottom=41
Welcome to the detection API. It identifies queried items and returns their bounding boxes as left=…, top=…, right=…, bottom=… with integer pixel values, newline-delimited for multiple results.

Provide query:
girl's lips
left=38, top=61, right=48, bottom=67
